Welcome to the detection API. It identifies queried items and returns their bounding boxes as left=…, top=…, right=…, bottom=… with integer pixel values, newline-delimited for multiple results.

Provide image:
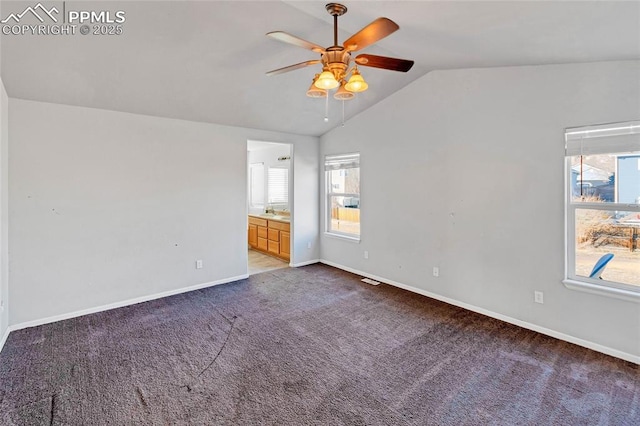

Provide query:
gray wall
left=320, top=61, right=640, bottom=359
left=0, top=78, right=7, bottom=342
left=8, top=99, right=319, bottom=325
left=0, top=0, right=7, bottom=342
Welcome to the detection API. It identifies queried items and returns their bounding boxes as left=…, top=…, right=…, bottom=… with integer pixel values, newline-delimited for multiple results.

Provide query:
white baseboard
left=7, top=274, right=249, bottom=334
left=320, top=260, right=640, bottom=365
left=4, top=261, right=638, bottom=365
left=0, top=326, right=9, bottom=354
left=290, top=259, right=320, bottom=267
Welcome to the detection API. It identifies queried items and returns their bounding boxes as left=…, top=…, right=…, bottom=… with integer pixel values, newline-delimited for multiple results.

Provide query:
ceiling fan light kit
left=266, top=2, right=414, bottom=114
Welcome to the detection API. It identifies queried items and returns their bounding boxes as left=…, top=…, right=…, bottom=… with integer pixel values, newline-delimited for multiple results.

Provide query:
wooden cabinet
left=249, top=217, right=268, bottom=228
left=257, top=237, right=268, bottom=251
left=257, top=226, right=268, bottom=239
left=268, top=221, right=289, bottom=232
left=257, top=225, right=268, bottom=250
left=249, top=216, right=270, bottom=253
left=268, top=228, right=280, bottom=242
left=268, top=240, right=280, bottom=254
left=280, top=231, right=290, bottom=256
left=248, top=215, right=290, bottom=261
left=248, top=224, right=257, bottom=246
left=267, top=228, right=280, bottom=255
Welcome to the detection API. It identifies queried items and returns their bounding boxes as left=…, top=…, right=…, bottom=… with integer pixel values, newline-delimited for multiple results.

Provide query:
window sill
left=562, top=279, right=640, bottom=303
left=324, top=232, right=360, bottom=243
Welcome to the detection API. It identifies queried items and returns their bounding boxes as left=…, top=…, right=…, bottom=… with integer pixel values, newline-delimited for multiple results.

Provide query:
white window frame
left=563, top=120, right=640, bottom=302
left=325, top=153, right=361, bottom=241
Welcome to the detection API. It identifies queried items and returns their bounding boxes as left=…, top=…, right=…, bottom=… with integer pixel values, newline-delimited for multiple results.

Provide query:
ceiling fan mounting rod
left=326, top=3, right=347, bottom=48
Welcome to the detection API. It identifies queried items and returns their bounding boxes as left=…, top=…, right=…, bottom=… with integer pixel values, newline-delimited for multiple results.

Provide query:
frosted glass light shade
left=345, top=69, right=368, bottom=92
left=315, top=70, right=339, bottom=90
left=307, top=74, right=327, bottom=98
left=307, top=83, right=327, bottom=98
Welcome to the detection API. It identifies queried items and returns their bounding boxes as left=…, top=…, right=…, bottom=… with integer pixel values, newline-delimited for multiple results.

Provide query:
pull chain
left=324, top=93, right=329, bottom=122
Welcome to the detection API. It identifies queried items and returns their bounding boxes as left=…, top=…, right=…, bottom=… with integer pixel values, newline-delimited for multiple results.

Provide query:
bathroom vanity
left=248, top=215, right=290, bottom=261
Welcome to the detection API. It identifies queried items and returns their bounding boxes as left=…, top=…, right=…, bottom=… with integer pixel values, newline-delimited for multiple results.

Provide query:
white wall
left=9, top=99, right=319, bottom=325
left=320, top=61, right=640, bottom=360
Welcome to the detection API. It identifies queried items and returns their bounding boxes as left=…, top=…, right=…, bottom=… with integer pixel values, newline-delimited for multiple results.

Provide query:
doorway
left=247, top=140, right=292, bottom=275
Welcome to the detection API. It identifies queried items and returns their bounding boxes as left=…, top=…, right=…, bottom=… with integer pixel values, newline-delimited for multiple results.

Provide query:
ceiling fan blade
left=266, top=31, right=325, bottom=53
left=355, top=54, right=414, bottom=72
left=266, top=60, right=321, bottom=76
left=343, top=18, right=399, bottom=52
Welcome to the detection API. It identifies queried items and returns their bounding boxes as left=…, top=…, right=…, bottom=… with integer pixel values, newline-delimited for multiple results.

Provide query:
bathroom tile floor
left=248, top=249, right=289, bottom=275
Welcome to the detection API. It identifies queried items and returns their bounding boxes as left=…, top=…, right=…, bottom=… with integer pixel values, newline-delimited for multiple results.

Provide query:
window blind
left=268, top=167, right=288, bottom=204
left=565, top=121, right=640, bottom=156
left=325, top=153, right=360, bottom=171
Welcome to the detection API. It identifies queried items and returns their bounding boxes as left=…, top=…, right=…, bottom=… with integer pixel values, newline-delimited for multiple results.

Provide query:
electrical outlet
left=0, top=299, right=3, bottom=311
left=196, top=260, right=203, bottom=269
left=534, top=291, right=544, bottom=304
left=364, top=251, right=369, bottom=259
left=433, top=267, right=439, bottom=277
left=307, top=242, right=312, bottom=249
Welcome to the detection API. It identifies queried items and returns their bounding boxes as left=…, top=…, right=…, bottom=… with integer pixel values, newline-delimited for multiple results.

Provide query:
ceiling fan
left=266, top=3, right=414, bottom=100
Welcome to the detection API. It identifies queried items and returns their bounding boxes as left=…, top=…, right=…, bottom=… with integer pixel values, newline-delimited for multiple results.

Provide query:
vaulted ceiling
left=2, top=1, right=639, bottom=136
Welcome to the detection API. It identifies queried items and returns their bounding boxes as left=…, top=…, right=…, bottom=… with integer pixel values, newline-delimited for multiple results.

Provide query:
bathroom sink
left=259, top=213, right=289, bottom=222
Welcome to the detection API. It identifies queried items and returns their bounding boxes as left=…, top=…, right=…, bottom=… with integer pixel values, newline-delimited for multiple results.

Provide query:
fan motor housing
left=323, top=48, right=350, bottom=79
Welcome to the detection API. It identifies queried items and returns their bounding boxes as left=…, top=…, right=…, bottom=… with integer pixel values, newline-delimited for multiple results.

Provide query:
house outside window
left=325, top=153, right=360, bottom=240
left=564, top=121, right=640, bottom=299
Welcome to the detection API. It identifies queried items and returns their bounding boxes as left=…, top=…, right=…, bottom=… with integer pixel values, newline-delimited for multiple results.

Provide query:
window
left=268, top=167, right=288, bottom=205
left=325, top=153, right=360, bottom=240
left=565, top=121, right=640, bottom=297
left=249, top=163, right=265, bottom=209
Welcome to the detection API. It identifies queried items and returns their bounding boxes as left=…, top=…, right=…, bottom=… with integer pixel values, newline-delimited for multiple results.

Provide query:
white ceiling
left=2, top=1, right=639, bottom=136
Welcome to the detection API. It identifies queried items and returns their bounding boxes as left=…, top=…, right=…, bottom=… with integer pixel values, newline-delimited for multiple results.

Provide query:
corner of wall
left=318, top=60, right=640, bottom=360
left=0, top=76, right=8, bottom=347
